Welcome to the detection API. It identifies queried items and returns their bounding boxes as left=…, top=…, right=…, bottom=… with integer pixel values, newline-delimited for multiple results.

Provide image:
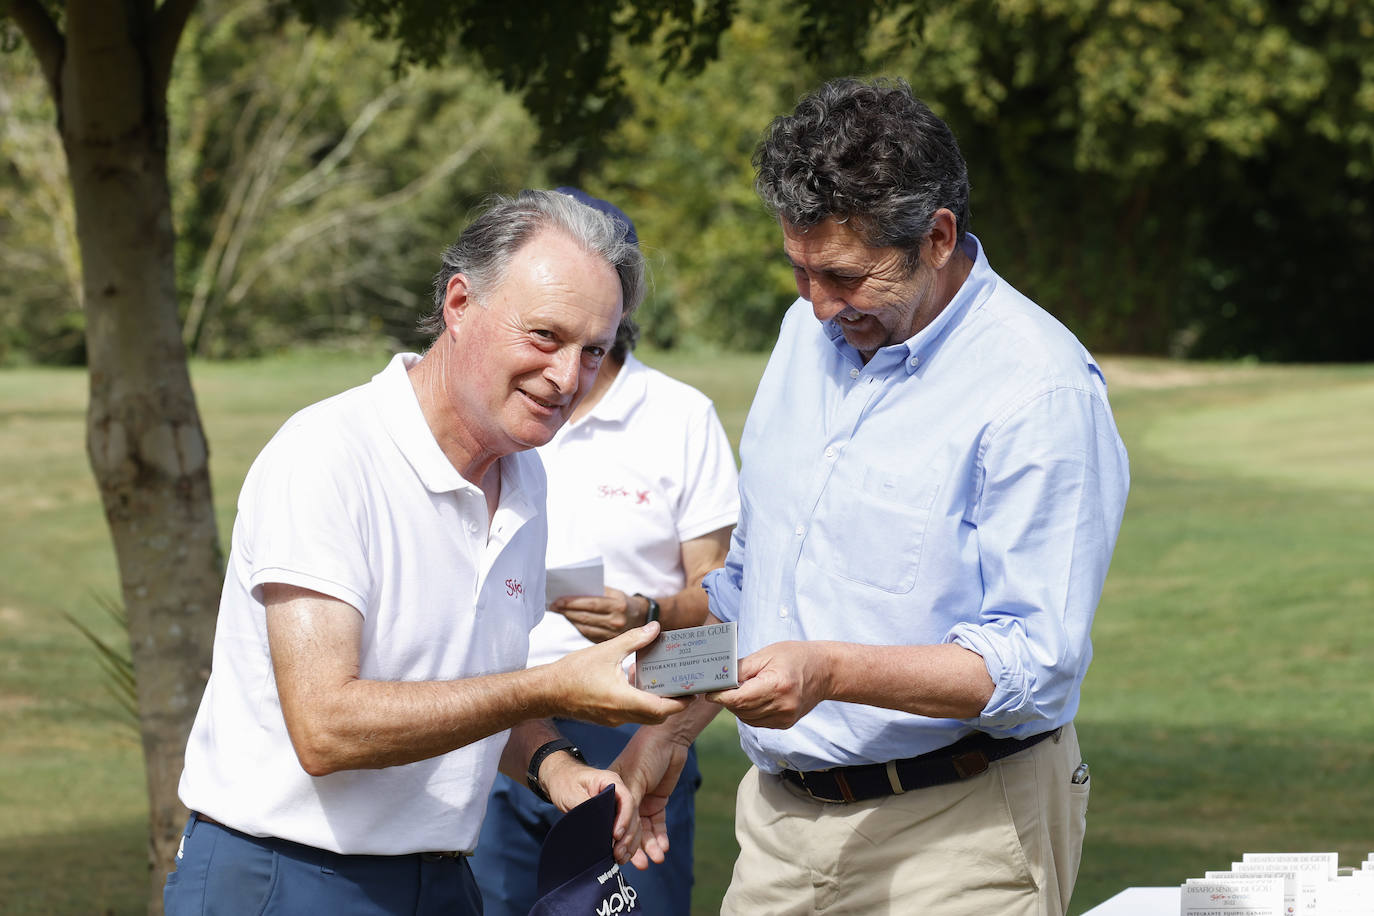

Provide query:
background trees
left=0, top=51, right=83, bottom=364
left=6, top=1, right=1372, bottom=366
left=858, top=0, right=1374, bottom=359
left=170, top=3, right=548, bottom=358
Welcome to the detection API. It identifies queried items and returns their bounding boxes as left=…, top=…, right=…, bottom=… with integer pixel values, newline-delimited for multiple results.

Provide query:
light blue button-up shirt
left=704, top=234, right=1130, bottom=774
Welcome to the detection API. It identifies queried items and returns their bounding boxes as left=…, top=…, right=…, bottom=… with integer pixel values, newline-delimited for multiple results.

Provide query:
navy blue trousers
left=469, top=719, right=701, bottom=916
left=163, top=814, right=482, bottom=915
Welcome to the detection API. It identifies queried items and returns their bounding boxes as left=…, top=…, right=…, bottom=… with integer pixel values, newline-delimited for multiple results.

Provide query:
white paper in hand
left=544, top=558, right=604, bottom=605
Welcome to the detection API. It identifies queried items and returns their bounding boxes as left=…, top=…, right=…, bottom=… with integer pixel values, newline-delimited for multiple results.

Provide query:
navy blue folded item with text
left=528, top=785, right=641, bottom=915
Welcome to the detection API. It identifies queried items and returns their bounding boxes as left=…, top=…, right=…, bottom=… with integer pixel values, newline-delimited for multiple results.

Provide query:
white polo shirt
left=526, top=353, right=739, bottom=667
left=179, top=353, right=547, bottom=855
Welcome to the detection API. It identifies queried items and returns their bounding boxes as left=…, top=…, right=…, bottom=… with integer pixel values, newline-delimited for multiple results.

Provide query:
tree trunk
left=57, top=3, right=220, bottom=912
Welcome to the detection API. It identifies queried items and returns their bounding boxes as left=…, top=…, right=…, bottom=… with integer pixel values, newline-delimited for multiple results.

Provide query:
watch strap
left=634, top=592, right=661, bottom=625
left=526, top=738, right=585, bottom=804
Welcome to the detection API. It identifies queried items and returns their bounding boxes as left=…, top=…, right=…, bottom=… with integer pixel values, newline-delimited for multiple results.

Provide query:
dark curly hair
left=753, top=77, right=970, bottom=271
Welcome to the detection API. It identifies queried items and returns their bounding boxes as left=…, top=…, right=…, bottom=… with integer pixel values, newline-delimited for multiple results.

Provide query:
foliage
left=863, top=0, right=1374, bottom=359
left=6, top=0, right=1372, bottom=362
left=276, top=0, right=733, bottom=179
left=0, top=47, right=82, bottom=365
left=594, top=2, right=826, bottom=349
left=168, top=1, right=550, bottom=357
left=332, top=0, right=859, bottom=173
left=61, top=596, right=138, bottom=729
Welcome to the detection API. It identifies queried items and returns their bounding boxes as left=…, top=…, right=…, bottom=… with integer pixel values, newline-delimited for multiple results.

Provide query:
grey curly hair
left=419, top=189, right=646, bottom=339
left=753, top=77, right=970, bottom=271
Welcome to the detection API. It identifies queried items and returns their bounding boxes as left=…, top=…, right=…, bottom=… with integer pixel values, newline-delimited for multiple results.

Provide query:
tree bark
left=42, top=2, right=218, bottom=912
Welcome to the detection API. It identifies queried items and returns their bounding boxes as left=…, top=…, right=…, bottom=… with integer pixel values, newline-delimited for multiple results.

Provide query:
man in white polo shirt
left=165, top=190, right=688, bottom=916
left=470, top=189, right=739, bottom=916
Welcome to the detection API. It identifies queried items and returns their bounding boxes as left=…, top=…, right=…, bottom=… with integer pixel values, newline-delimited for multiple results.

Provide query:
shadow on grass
left=0, top=817, right=148, bottom=915
left=1069, top=722, right=1373, bottom=914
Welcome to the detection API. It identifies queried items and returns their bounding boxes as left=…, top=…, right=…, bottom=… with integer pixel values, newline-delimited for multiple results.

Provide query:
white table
left=1080, top=886, right=1180, bottom=914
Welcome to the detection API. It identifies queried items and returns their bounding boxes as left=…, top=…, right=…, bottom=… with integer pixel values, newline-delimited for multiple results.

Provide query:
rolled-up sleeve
left=703, top=514, right=747, bottom=623
left=946, top=383, right=1129, bottom=734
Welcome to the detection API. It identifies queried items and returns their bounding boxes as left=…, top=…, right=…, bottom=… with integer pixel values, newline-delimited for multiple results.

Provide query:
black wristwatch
left=634, top=592, right=661, bottom=625
left=526, top=738, right=586, bottom=804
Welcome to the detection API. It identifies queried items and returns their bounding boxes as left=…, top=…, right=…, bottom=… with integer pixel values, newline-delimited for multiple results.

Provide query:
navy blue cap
left=554, top=186, right=639, bottom=248
left=528, top=785, right=642, bottom=914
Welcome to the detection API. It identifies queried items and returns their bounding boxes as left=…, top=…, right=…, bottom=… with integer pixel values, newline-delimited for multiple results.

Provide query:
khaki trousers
left=720, top=724, right=1089, bottom=916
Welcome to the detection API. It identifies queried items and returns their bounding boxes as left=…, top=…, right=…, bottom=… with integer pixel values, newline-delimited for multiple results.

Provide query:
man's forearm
left=652, top=582, right=710, bottom=630
left=822, top=641, right=995, bottom=719
left=645, top=693, right=722, bottom=748
left=653, top=525, right=732, bottom=629
left=284, top=664, right=567, bottom=777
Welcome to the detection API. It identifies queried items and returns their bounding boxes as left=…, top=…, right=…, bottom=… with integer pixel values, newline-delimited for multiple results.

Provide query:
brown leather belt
left=192, top=812, right=469, bottom=858
left=780, top=728, right=1059, bottom=803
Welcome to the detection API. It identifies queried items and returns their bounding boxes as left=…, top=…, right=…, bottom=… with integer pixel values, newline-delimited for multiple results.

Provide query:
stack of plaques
left=1180, top=851, right=1374, bottom=915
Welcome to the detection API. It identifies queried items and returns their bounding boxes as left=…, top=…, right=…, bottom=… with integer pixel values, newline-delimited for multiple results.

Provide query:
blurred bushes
left=2, top=1, right=551, bottom=364
left=0, top=53, right=84, bottom=365
left=167, top=2, right=551, bottom=359
left=2, top=0, right=1371, bottom=363
left=866, top=0, right=1374, bottom=360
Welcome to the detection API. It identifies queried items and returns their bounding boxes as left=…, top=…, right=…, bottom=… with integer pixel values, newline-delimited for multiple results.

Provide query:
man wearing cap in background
left=164, top=190, right=687, bottom=916
left=615, top=78, right=1130, bottom=915
left=470, top=188, right=738, bottom=916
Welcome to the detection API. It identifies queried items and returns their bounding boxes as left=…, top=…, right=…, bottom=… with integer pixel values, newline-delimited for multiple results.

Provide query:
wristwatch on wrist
left=526, top=738, right=586, bottom=804
left=634, top=592, right=661, bottom=625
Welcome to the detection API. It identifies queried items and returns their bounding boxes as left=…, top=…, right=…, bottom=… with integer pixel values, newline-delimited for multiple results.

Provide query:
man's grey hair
left=753, top=77, right=971, bottom=272
left=419, top=189, right=647, bottom=338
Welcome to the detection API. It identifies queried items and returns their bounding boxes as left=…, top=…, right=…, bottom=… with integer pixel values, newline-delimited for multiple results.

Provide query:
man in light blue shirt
left=615, top=78, right=1129, bottom=915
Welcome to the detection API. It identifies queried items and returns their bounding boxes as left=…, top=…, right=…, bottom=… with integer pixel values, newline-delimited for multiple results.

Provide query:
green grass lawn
left=1, top=349, right=1370, bottom=914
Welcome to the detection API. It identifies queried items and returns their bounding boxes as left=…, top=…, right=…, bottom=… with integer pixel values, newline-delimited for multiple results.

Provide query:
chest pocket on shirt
left=806, top=462, right=940, bottom=595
